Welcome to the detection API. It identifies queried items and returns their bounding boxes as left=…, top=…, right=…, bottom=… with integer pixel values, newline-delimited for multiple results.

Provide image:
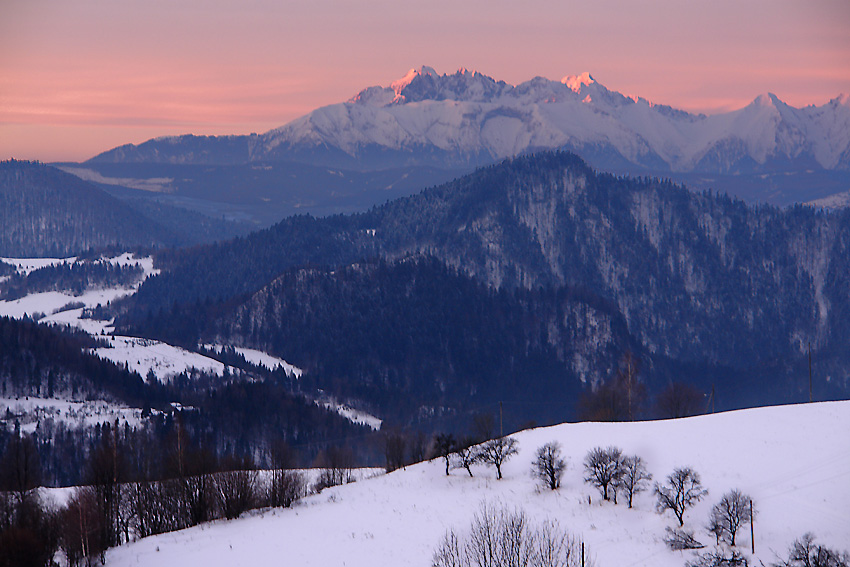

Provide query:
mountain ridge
left=119, top=152, right=850, bottom=425
left=89, top=67, right=850, bottom=176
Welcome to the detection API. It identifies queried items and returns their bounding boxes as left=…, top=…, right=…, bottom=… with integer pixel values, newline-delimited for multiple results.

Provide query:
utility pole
left=808, top=342, right=813, bottom=403
left=499, top=401, right=503, bottom=438
left=750, top=499, right=755, bottom=554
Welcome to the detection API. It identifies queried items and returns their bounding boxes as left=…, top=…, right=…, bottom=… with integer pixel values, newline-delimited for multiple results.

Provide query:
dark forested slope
left=0, top=160, right=247, bottom=256
left=119, top=152, right=850, bottom=422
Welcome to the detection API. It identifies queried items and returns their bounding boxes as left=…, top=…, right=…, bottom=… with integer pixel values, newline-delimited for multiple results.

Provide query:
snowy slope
left=0, top=255, right=377, bottom=429
left=257, top=67, right=850, bottom=173
left=0, top=397, right=143, bottom=434
left=104, top=401, right=849, bottom=567
left=203, top=344, right=303, bottom=378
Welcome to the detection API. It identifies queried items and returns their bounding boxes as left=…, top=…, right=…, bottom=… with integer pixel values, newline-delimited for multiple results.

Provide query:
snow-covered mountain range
left=92, top=66, right=850, bottom=175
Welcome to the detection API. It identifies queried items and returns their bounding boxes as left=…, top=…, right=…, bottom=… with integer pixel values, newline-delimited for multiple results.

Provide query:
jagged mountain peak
left=561, top=71, right=595, bottom=93
left=750, top=92, right=785, bottom=108
left=90, top=68, right=850, bottom=176
left=390, top=65, right=439, bottom=95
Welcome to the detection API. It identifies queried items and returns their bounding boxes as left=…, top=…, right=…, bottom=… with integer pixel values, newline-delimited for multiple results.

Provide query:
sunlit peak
left=390, top=66, right=438, bottom=95
left=561, top=72, right=595, bottom=93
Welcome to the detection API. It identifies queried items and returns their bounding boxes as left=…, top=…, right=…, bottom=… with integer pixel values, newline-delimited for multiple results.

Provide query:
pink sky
left=2, top=0, right=849, bottom=162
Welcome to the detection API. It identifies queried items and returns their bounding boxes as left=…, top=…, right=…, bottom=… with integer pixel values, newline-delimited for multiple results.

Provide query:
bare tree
left=655, top=466, right=708, bottom=526
left=472, top=413, right=495, bottom=443
left=619, top=455, right=652, bottom=508
left=478, top=436, right=519, bottom=480
left=618, top=351, right=643, bottom=421
left=127, top=480, right=182, bottom=538
left=87, top=423, right=126, bottom=550
left=709, top=490, right=752, bottom=547
left=274, top=470, right=306, bottom=508
left=532, top=442, right=566, bottom=491
left=583, top=446, right=623, bottom=501
left=433, top=502, right=591, bottom=567
left=268, top=440, right=304, bottom=508
left=687, top=550, right=749, bottom=567
left=452, top=437, right=481, bottom=478
left=383, top=429, right=408, bottom=473
left=433, top=433, right=457, bottom=476
left=312, top=446, right=354, bottom=491
left=656, top=382, right=704, bottom=419
left=577, top=354, right=645, bottom=422
left=408, top=430, right=427, bottom=465
left=664, top=526, right=705, bottom=550
left=214, top=456, right=259, bottom=520
left=773, top=533, right=849, bottom=567
left=61, top=487, right=104, bottom=567
left=0, top=432, right=41, bottom=504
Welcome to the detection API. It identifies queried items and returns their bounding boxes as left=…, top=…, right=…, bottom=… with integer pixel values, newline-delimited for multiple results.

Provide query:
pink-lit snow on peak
left=561, top=72, right=595, bottom=92
left=751, top=92, right=783, bottom=107
left=390, top=66, right=438, bottom=94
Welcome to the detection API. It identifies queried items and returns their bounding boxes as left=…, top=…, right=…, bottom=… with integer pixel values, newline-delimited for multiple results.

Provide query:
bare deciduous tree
left=664, top=526, right=705, bottom=550
left=312, top=446, right=354, bottom=491
left=578, top=353, right=646, bottom=422
left=656, top=381, right=704, bottom=419
left=384, top=429, right=408, bottom=473
left=619, top=455, right=651, bottom=508
left=432, top=433, right=457, bottom=476
left=214, top=467, right=259, bottom=520
left=583, top=446, right=623, bottom=501
left=687, top=550, right=749, bottom=567
left=408, top=430, right=427, bottom=465
left=773, top=533, right=849, bottom=567
left=654, top=466, right=708, bottom=526
left=452, top=437, right=481, bottom=478
left=433, top=502, right=591, bottom=567
left=532, top=442, right=566, bottom=491
left=478, top=436, right=519, bottom=480
left=709, top=490, right=752, bottom=547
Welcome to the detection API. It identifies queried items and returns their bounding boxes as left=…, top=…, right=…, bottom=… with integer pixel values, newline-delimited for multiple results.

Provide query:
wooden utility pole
left=750, top=499, right=755, bottom=554
left=499, top=401, right=503, bottom=438
left=581, top=541, right=585, bottom=567
left=808, top=342, right=813, bottom=403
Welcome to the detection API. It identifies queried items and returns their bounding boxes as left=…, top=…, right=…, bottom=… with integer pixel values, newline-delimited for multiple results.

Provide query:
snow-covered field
left=0, top=255, right=379, bottom=430
left=104, top=401, right=849, bottom=567
left=0, top=253, right=156, bottom=327
left=203, top=344, right=303, bottom=378
left=0, top=397, right=143, bottom=434
left=0, top=255, right=300, bottom=384
left=95, top=337, right=230, bottom=382
left=318, top=398, right=382, bottom=431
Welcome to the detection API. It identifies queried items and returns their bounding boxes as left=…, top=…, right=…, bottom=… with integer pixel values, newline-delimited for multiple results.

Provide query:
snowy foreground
left=105, top=401, right=849, bottom=567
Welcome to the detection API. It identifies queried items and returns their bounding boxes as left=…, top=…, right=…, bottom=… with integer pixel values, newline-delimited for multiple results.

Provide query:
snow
left=318, top=398, right=382, bottom=431
left=0, top=255, right=237, bottom=382
left=0, top=396, right=143, bottom=434
left=104, top=401, right=849, bottom=567
left=561, top=72, right=595, bottom=93
left=262, top=69, right=850, bottom=172
left=203, top=344, right=303, bottom=378
left=94, top=337, right=230, bottom=382
left=390, top=65, right=438, bottom=95
left=0, top=253, right=158, bottom=327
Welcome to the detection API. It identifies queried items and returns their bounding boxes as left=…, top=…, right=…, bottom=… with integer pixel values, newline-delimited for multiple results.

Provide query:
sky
left=1, top=0, right=849, bottom=162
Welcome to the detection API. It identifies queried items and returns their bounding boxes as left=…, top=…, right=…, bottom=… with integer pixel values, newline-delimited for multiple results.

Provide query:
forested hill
left=127, top=152, right=850, bottom=369
left=0, top=160, right=248, bottom=256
